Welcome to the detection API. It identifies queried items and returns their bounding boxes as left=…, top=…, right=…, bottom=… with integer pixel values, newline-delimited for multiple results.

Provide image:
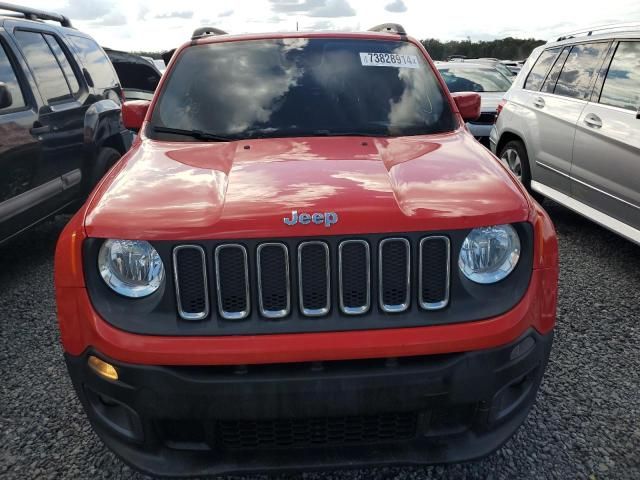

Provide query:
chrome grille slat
left=378, top=238, right=411, bottom=313
left=257, top=243, right=290, bottom=319
left=419, top=236, right=450, bottom=310
left=298, top=241, right=330, bottom=317
left=173, top=245, right=209, bottom=321
left=215, top=244, right=250, bottom=320
left=338, top=240, right=370, bottom=315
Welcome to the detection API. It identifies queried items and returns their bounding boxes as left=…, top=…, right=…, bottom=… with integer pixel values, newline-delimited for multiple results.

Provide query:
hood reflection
left=85, top=132, right=529, bottom=240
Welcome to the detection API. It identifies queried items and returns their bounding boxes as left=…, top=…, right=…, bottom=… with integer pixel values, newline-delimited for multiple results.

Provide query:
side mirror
left=451, top=92, right=481, bottom=122
left=0, top=82, right=13, bottom=109
left=121, top=100, right=150, bottom=131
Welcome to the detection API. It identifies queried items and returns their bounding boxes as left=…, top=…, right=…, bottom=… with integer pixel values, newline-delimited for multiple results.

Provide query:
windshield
left=150, top=38, right=456, bottom=140
left=438, top=67, right=512, bottom=93
left=494, top=63, right=515, bottom=79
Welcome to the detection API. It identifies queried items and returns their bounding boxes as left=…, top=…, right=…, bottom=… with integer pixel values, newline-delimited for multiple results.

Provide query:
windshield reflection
left=152, top=38, right=455, bottom=140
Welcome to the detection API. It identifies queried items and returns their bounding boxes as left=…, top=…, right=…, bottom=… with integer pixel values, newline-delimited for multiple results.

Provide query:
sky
left=15, top=0, right=640, bottom=51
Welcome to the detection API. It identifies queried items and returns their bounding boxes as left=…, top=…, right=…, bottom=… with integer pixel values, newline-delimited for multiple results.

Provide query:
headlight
left=458, top=224, right=520, bottom=284
left=98, top=239, right=165, bottom=298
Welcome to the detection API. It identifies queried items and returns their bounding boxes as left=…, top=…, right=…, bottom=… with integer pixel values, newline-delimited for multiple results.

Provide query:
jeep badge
left=283, top=210, right=338, bottom=227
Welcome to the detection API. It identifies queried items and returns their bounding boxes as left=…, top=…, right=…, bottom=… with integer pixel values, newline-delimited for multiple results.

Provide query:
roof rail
left=368, top=23, right=406, bottom=35
left=555, top=22, right=640, bottom=41
left=0, top=2, right=72, bottom=27
left=191, top=26, right=228, bottom=40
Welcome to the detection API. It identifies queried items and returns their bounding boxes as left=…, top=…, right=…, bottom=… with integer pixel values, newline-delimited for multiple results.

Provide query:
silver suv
left=490, top=24, right=639, bottom=245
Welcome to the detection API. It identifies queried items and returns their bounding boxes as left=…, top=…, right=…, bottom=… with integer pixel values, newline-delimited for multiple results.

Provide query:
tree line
left=132, top=37, right=546, bottom=63
left=420, top=37, right=546, bottom=61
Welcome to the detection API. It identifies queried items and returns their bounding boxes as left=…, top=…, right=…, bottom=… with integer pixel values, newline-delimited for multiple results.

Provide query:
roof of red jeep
left=191, top=30, right=416, bottom=47
left=189, top=32, right=419, bottom=49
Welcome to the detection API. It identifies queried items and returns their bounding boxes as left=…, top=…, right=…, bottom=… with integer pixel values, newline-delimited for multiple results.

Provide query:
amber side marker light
left=88, top=356, right=119, bottom=381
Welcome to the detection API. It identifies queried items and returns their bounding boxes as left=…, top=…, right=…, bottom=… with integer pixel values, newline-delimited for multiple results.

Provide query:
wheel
left=90, top=147, right=121, bottom=188
left=498, top=139, right=544, bottom=203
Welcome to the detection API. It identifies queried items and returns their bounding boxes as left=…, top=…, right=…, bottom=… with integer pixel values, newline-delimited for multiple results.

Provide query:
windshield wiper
left=152, top=126, right=233, bottom=142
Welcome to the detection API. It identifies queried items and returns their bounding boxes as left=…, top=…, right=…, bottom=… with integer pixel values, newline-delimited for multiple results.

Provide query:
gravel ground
left=1, top=202, right=639, bottom=480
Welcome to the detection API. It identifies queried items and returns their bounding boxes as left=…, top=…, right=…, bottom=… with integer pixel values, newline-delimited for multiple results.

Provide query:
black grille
left=379, top=239, right=410, bottom=312
left=257, top=244, right=289, bottom=318
left=173, top=246, right=208, bottom=320
left=215, top=245, right=249, bottom=319
left=419, top=237, right=450, bottom=309
left=173, top=235, right=451, bottom=321
left=339, top=240, right=370, bottom=313
left=216, top=412, right=417, bottom=450
left=298, top=242, right=330, bottom=316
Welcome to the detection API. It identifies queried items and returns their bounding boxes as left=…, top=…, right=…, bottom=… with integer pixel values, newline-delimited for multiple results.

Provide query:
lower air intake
left=216, top=411, right=418, bottom=450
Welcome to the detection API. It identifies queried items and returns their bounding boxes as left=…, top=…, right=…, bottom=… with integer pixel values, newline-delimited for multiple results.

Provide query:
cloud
left=137, top=5, right=150, bottom=21
left=58, top=0, right=126, bottom=26
left=306, top=20, right=334, bottom=30
left=304, top=20, right=361, bottom=31
left=155, top=11, right=194, bottom=20
left=92, top=11, right=128, bottom=26
left=385, top=0, right=407, bottom=12
left=59, top=0, right=111, bottom=19
left=219, top=9, right=234, bottom=18
left=269, top=0, right=356, bottom=17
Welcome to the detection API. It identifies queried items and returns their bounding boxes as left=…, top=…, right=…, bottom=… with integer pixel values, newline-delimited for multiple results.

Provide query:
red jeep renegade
left=55, top=24, right=558, bottom=477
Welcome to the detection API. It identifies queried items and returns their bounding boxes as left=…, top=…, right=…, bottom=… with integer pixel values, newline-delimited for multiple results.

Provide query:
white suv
left=490, top=24, right=639, bottom=245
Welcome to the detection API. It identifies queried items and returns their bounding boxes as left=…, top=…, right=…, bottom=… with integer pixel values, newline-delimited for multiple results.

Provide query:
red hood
left=84, top=130, right=530, bottom=240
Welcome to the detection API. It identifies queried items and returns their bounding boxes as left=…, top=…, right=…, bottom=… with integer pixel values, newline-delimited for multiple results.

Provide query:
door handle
left=584, top=113, right=602, bottom=129
left=30, top=123, right=51, bottom=135
left=533, top=97, right=545, bottom=109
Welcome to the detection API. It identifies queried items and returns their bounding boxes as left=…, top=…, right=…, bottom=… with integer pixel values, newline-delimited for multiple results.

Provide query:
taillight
left=496, top=99, right=507, bottom=119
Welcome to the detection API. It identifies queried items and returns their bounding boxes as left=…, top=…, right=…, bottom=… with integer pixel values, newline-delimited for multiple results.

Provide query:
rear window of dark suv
left=150, top=38, right=456, bottom=140
left=67, top=35, right=119, bottom=89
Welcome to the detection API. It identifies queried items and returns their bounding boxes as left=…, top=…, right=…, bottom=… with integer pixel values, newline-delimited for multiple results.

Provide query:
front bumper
left=466, top=122, right=493, bottom=147
left=66, top=329, right=553, bottom=477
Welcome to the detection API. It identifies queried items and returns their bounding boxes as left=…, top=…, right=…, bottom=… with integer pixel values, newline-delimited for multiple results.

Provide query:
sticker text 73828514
left=360, top=52, right=419, bottom=68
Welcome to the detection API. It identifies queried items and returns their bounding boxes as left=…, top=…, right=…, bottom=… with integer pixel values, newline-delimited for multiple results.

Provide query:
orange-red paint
left=54, top=31, right=558, bottom=366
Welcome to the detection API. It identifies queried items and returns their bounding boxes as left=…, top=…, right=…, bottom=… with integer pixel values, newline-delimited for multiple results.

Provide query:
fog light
left=510, top=336, right=535, bottom=360
left=88, top=356, right=118, bottom=381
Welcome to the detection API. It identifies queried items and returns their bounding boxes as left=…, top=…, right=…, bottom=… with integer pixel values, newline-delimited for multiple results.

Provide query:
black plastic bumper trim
left=65, top=328, right=553, bottom=477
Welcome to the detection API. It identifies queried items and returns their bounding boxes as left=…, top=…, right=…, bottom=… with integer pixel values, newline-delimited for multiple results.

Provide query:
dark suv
left=0, top=4, right=132, bottom=245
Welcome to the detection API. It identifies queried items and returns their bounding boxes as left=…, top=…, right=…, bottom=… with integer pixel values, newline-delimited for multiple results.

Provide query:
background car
left=104, top=48, right=162, bottom=101
left=0, top=4, right=132, bottom=245
left=473, top=58, right=518, bottom=78
left=500, top=60, right=523, bottom=74
left=437, top=62, right=512, bottom=146
left=491, top=24, right=640, bottom=245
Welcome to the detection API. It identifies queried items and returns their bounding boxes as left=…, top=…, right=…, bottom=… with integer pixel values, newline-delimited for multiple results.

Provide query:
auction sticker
left=360, top=52, right=419, bottom=68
